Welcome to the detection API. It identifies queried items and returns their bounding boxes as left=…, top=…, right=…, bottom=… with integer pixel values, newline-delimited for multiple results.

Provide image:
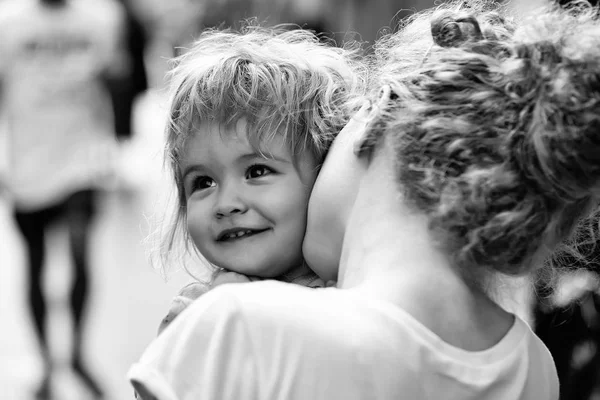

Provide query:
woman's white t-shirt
left=129, top=280, right=559, bottom=400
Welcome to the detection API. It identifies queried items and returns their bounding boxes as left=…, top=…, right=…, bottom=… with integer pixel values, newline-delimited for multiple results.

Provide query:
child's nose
left=214, top=183, right=248, bottom=218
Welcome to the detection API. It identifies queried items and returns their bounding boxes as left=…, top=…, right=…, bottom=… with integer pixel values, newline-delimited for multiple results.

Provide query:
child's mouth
left=217, top=228, right=269, bottom=242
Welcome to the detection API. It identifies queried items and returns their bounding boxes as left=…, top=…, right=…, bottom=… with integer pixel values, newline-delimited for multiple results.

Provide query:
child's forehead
left=199, top=117, right=250, bottom=138
left=191, top=116, right=289, bottom=157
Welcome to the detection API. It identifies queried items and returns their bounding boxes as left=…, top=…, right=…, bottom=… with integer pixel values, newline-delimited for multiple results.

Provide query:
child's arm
left=157, top=271, right=259, bottom=335
left=157, top=270, right=335, bottom=335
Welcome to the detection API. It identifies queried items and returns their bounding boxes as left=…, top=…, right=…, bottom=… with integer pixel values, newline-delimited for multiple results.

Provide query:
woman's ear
left=353, top=85, right=392, bottom=157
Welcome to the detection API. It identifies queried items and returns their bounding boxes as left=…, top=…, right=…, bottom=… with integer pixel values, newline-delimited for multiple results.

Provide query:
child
left=156, top=25, right=364, bottom=333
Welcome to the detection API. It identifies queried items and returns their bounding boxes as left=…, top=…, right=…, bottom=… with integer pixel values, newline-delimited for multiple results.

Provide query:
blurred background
left=0, top=0, right=597, bottom=399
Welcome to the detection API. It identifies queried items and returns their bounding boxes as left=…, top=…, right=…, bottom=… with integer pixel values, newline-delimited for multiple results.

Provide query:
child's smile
left=180, top=118, right=319, bottom=278
left=217, top=227, right=270, bottom=242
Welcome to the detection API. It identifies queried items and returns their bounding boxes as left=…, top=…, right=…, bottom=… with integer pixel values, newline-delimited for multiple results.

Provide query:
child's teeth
left=224, top=230, right=255, bottom=240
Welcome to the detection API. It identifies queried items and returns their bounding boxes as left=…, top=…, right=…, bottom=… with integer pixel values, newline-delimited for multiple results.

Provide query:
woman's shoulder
left=181, top=280, right=325, bottom=320
left=182, top=281, right=399, bottom=346
left=193, top=280, right=341, bottom=323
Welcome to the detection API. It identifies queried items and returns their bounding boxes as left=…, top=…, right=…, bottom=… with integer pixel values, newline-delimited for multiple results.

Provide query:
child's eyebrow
left=238, top=152, right=291, bottom=164
left=181, top=165, right=205, bottom=181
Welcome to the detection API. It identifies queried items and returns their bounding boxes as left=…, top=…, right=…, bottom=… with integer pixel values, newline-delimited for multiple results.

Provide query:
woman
left=129, top=1, right=600, bottom=398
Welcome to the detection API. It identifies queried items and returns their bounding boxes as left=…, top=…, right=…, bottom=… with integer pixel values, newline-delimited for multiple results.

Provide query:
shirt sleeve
left=129, top=288, right=260, bottom=400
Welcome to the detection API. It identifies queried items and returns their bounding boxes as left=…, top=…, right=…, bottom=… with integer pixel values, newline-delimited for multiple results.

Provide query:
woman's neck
left=337, top=170, right=515, bottom=350
left=332, top=149, right=514, bottom=350
left=338, top=195, right=461, bottom=299
left=335, top=155, right=475, bottom=317
left=336, top=155, right=458, bottom=297
left=341, top=194, right=512, bottom=347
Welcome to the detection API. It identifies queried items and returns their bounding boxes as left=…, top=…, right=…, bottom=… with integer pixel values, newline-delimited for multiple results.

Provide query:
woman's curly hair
left=370, top=0, right=600, bottom=279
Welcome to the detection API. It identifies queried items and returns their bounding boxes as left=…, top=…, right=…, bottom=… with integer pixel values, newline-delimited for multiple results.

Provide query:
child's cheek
left=186, top=200, right=211, bottom=253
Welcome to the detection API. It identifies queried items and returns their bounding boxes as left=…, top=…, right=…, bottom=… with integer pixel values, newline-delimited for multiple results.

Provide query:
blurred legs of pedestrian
left=14, top=190, right=103, bottom=400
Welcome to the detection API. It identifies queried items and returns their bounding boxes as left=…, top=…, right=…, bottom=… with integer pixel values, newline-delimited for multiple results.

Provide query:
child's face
left=180, top=118, right=318, bottom=278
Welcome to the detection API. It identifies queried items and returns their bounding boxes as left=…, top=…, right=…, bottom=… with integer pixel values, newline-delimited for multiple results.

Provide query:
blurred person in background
left=0, top=0, right=128, bottom=398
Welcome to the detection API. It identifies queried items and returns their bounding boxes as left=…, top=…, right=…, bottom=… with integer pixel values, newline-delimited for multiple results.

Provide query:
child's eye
left=246, top=164, right=274, bottom=179
left=191, top=176, right=216, bottom=191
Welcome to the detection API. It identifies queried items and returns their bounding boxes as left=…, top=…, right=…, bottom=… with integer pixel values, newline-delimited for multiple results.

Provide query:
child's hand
left=157, top=271, right=260, bottom=335
left=157, top=282, right=210, bottom=335
left=212, top=270, right=261, bottom=287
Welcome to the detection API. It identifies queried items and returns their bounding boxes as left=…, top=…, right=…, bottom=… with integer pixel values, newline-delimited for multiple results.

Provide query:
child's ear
left=353, top=85, right=392, bottom=158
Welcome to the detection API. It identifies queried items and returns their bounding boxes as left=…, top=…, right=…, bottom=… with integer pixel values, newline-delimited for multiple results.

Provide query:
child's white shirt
left=129, top=280, right=559, bottom=400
